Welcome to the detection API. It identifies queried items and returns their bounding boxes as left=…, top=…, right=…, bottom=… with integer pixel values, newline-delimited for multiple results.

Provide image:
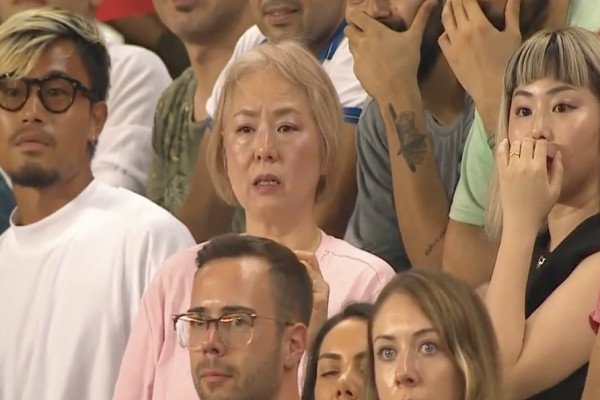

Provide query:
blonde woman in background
left=369, top=269, right=502, bottom=400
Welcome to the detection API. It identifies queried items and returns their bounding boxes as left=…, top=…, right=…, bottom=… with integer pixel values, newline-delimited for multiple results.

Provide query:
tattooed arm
left=378, top=86, right=450, bottom=269
left=345, top=3, right=450, bottom=268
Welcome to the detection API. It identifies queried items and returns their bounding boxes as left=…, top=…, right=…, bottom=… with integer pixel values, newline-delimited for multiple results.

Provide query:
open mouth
left=253, top=173, right=282, bottom=187
left=253, top=175, right=281, bottom=187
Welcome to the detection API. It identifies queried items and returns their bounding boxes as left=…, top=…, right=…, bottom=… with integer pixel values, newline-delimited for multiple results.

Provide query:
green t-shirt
left=147, top=68, right=209, bottom=213
left=449, top=0, right=600, bottom=226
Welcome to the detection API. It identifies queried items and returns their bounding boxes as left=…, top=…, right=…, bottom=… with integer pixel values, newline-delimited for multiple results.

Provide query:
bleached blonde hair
left=206, top=40, right=342, bottom=205
left=0, top=7, right=110, bottom=100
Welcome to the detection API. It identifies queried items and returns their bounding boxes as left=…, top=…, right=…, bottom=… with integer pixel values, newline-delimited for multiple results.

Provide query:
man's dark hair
left=196, top=234, right=313, bottom=326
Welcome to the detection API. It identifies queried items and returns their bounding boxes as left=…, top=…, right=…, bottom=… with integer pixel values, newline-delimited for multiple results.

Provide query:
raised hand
left=496, top=137, right=563, bottom=232
left=345, top=0, right=436, bottom=100
left=439, top=0, right=523, bottom=132
left=294, top=250, right=329, bottom=346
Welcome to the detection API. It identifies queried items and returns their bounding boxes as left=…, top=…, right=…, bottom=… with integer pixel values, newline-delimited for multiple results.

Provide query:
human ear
left=88, top=101, right=108, bottom=144
left=282, top=323, right=309, bottom=370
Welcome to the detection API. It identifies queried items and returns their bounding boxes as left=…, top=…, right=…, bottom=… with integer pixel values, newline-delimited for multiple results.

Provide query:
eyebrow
left=318, top=351, right=367, bottom=362
left=186, top=305, right=257, bottom=315
left=513, top=84, right=577, bottom=98
left=233, top=106, right=302, bottom=118
left=44, top=70, right=71, bottom=78
left=318, top=353, right=341, bottom=361
left=23, top=69, right=73, bottom=80
left=373, top=328, right=438, bottom=342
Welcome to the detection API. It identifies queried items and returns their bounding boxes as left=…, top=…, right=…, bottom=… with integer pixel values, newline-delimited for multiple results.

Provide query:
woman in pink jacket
left=112, top=41, right=395, bottom=400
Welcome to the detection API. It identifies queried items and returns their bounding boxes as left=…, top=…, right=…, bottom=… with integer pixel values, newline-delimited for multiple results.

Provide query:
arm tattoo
left=424, top=228, right=447, bottom=256
left=388, top=105, right=427, bottom=172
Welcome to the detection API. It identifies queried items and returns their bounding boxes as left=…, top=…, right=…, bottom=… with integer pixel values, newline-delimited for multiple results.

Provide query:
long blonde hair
left=485, top=27, right=600, bottom=238
left=369, top=269, right=503, bottom=400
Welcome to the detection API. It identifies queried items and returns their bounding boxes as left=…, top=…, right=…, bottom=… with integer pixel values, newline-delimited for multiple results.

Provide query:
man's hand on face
left=345, top=0, right=436, bottom=101
left=438, top=0, right=522, bottom=130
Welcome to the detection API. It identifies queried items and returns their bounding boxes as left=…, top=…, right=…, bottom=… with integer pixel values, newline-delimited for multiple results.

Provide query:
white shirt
left=206, top=24, right=367, bottom=124
left=92, top=30, right=172, bottom=194
left=0, top=180, right=195, bottom=400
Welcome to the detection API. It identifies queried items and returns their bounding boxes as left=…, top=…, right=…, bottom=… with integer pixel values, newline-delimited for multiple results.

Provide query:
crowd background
left=0, top=1, right=599, bottom=400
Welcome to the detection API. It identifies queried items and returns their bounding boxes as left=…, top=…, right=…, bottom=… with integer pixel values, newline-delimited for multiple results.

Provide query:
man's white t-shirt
left=0, top=180, right=194, bottom=400
left=206, top=24, right=367, bottom=124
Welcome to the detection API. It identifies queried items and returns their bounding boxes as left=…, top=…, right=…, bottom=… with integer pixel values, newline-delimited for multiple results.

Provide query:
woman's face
left=222, top=69, right=324, bottom=218
left=508, top=77, right=600, bottom=200
left=315, top=318, right=369, bottom=400
left=371, top=293, right=463, bottom=400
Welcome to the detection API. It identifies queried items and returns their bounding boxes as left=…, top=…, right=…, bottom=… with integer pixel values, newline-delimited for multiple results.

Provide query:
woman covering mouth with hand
left=485, top=27, right=600, bottom=399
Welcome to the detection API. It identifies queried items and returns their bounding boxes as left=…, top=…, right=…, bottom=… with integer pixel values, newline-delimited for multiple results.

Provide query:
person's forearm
left=486, top=225, right=537, bottom=368
left=378, top=86, right=449, bottom=268
left=541, top=0, right=570, bottom=31
left=443, top=219, right=499, bottom=287
left=307, top=305, right=328, bottom=350
left=472, top=87, right=502, bottom=136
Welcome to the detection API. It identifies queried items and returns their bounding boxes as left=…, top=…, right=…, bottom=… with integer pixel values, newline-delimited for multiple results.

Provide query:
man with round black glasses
left=0, top=8, right=194, bottom=400
left=0, top=0, right=172, bottom=195
left=172, top=234, right=312, bottom=400
left=0, top=73, right=100, bottom=114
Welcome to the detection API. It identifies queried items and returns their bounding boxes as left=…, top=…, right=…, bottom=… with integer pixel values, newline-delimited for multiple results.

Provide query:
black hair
left=196, top=233, right=313, bottom=326
left=302, top=302, right=375, bottom=400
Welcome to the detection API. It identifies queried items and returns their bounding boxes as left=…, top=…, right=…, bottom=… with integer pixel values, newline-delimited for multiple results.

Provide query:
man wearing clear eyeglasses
left=170, top=234, right=312, bottom=400
left=0, top=8, right=193, bottom=400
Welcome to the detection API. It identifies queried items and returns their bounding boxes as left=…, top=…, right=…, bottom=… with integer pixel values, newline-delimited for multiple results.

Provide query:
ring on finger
left=508, top=152, right=520, bottom=158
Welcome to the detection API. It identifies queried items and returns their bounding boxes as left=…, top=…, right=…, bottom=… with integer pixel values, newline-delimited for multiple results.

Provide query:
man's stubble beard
left=198, top=341, right=284, bottom=400
left=8, top=162, right=59, bottom=188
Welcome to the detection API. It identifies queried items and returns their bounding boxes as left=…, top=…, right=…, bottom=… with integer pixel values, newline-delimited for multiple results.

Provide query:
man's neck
left=420, top=56, right=466, bottom=126
left=305, top=15, right=345, bottom=56
left=185, top=11, right=253, bottom=122
left=275, top=374, right=301, bottom=400
left=12, top=169, right=93, bottom=226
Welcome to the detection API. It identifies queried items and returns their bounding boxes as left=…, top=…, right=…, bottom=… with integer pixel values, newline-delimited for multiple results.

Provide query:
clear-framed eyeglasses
left=172, top=311, right=291, bottom=350
left=0, top=73, right=99, bottom=114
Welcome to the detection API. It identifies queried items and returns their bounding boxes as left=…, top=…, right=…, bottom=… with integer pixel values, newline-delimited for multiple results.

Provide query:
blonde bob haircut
left=486, top=27, right=600, bottom=237
left=369, top=269, right=503, bottom=400
left=206, top=40, right=342, bottom=205
left=0, top=7, right=110, bottom=101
